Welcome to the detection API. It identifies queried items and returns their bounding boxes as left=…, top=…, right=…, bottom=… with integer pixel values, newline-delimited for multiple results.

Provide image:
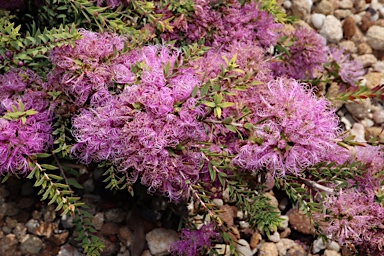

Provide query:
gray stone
left=20, top=234, right=44, bottom=255
left=61, top=214, right=75, bottom=229
left=57, top=244, right=84, bottom=256
left=367, top=25, right=384, bottom=50
left=0, top=234, right=18, bottom=256
left=118, top=226, right=134, bottom=247
left=13, top=223, right=27, bottom=240
left=236, top=239, right=253, bottom=256
left=25, top=218, right=40, bottom=234
left=345, top=99, right=371, bottom=119
left=105, top=208, right=126, bottom=223
left=315, top=0, right=334, bottom=15
left=43, top=204, right=56, bottom=222
left=373, top=109, right=384, bottom=124
left=146, top=228, right=179, bottom=256
left=0, top=202, right=19, bottom=216
left=92, top=212, right=105, bottom=230
left=313, top=237, right=327, bottom=253
left=334, top=9, right=352, bottom=19
left=212, top=198, right=224, bottom=207
left=320, top=16, right=343, bottom=43
left=350, top=123, right=366, bottom=142
left=268, top=231, right=281, bottom=243
left=311, top=13, right=326, bottom=29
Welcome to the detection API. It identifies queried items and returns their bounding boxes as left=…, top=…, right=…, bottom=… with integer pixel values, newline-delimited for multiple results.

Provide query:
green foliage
left=52, top=116, right=72, bottom=157
left=256, top=0, right=296, bottom=24
left=0, top=19, right=81, bottom=72
left=100, top=162, right=134, bottom=196
left=1, top=101, right=38, bottom=124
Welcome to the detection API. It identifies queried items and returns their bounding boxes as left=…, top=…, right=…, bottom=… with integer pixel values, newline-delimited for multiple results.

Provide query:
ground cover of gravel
left=1, top=0, right=384, bottom=255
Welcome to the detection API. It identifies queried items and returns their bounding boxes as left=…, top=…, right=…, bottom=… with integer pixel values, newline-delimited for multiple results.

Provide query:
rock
left=105, top=208, right=126, bottom=223
left=265, top=192, right=279, bottom=208
left=57, top=244, right=84, bottom=256
left=326, top=241, right=341, bottom=252
left=313, top=237, right=327, bottom=253
left=250, top=232, right=261, bottom=249
left=218, top=204, right=235, bottom=227
left=287, top=244, right=306, bottom=256
left=323, top=249, right=342, bottom=256
left=141, top=250, right=152, bottom=256
left=49, top=231, right=69, bottom=245
left=373, top=109, right=384, bottom=124
left=361, top=118, right=374, bottom=128
left=345, top=99, right=371, bottom=119
left=373, top=61, right=384, bottom=73
left=100, top=222, right=119, bottom=235
left=292, top=0, right=312, bottom=21
left=20, top=234, right=44, bottom=255
left=311, top=13, right=326, bottom=29
left=229, top=226, right=241, bottom=241
left=258, top=242, right=278, bottom=256
left=280, top=227, right=291, bottom=238
left=283, top=1, right=292, bottom=9
left=100, top=235, right=119, bottom=256
left=357, top=43, right=373, bottom=55
left=118, top=226, right=134, bottom=247
left=0, top=234, right=18, bottom=256
left=338, top=40, right=356, bottom=53
left=315, top=0, right=334, bottom=15
left=92, top=212, right=105, bottom=230
left=43, top=204, right=56, bottom=222
left=213, top=244, right=230, bottom=256
left=342, top=16, right=357, bottom=40
left=338, top=0, right=353, bottom=9
left=334, top=9, right=352, bottom=19
left=0, top=202, right=20, bottom=217
left=146, top=228, right=179, bottom=256
left=276, top=238, right=296, bottom=256
left=278, top=215, right=289, bottom=230
left=61, top=214, right=75, bottom=229
left=236, top=239, right=253, bottom=256
left=350, top=123, right=366, bottom=142
left=268, top=231, right=280, bottom=242
left=25, top=218, right=40, bottom=234
left=320, top=15, right=343, bottom=43
left=286, top=208, right=315, bottom=235
left=13, top=223, right=26, bottom=240
left=367, top=25, right=384, bottom=50
left=364, top=72, right=383, bottom=89
left=354, top=54, right=377, bottom=68
left=212, top=198, right=224, bottom=207
left=366, top=126, right=384, bottom=141
left=239, top=221, right=250, bottom=229
left=34, top=222, right=57, bottom=237
left=341, top=116, right=352, bottom=130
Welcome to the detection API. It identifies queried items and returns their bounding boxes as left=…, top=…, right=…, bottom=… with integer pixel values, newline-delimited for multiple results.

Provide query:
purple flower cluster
left=48, top=29, right=125, bottom=106
left=71, top=45, right=209, bottom=201
left=0, top=69, right=52, bottom=174
left=161, top=1, right=282, bottom=48
left=271, top=28, right=328, bottom=79
left=327, top=47, right=364, bottom=87
left=232, top=78, right=349, bottom=176
left=318, top=189, right=384, bottom=253
left=168, top=224, right=219, bottom=256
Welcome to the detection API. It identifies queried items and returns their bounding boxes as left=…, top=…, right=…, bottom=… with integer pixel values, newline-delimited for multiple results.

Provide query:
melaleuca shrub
left=71, top=45, right=209, bottom=202
left=47, top=29, right=125, bottom=106
left=0, top=69, right=53, bottom=174
left=159, top=0, right=282, bottom=48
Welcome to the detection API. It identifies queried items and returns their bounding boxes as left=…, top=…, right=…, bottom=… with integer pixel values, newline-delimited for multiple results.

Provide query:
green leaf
left=214, top=107, right=222, bottom=118
left=68, top=178, right=83, bottom=189
left=217, top=102, right=234, bottom=108
left=191, top=85, right=198, bottom=98
left=222, top=117, right=232, bottom=124
left=225, top=125, right=237, bottom=133
left=208, top=162, right=216, bottom=181
left=40, top=164, right=58, bottom=170
left=202, top=101, right=216, bottom=108
left=244, top=122, right=254, bottom=130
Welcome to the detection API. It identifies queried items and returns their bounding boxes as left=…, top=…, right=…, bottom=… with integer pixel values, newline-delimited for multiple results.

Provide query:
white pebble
left=212, top=198, right=223, bottom=207
left=311, top=13, right=326, bottom=29
left=283, top=0, right=292, bottom=9
left=313, top=237, right=327, bottom=253
left=239, top=221, right=250, bottom=229
left=326, top=241, right=341, bottom=252
left=268, top=231, right=281, bottom=243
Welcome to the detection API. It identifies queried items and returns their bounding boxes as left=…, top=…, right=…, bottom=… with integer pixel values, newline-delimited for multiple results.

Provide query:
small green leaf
left=40, top=164, right=58, bottom=170
left=68, top=178, right=83, bottom=189
left=225, top=125, right=237, bottom=133
left=202, top=101, right=216, bottom=108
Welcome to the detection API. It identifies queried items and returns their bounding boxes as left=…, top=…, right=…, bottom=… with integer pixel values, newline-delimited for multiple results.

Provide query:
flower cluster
left=0, top=69, right=52, bottom=174
left=271, top=27, right=328, bottom=79
left=160, top=1, right=282, bottom=48
left=71, top=45, right=209, bottom=201
left=168, top=224, right=220, bottom=256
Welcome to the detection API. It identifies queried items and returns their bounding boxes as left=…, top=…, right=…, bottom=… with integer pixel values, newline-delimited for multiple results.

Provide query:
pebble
left=0, top=203, right=19, bottom=217
left=320, top=15, right=343, bottom=43
left=34, top=222, right=56, bottom=237
left=313, top=237, right=327, bottom=253
left=334, top=9, right=352, bottom=19
left=258, top=242, right=278, bottom=256
left=373, top=109, right=384, bottom=124
left=25, top=218, right=40, bottom=234
left=361, top=118, right=374, bottom=127
left=338, top=0, right=353, bottom=9
left=276, top=238, right=296, bottom=256
left=342, top=16, right=357, bottom=39
left=92, top=212, right=105, bottom=230
left=283, top=0, right=292, bottom=9
left=61, top=214, right=75, bottom=229
left=218, top=204, right=235, bottom=227
left=145, top=228, right=179, bottom=256
left=354, top=53, right=377, bottom=68
left=345, top=99, right=372, bottom=119
left=279, top=227, right=291, bottom=238
left=13, top=223, right=26, bottom=240
left=264, top=192, right=279, bottom=209
left=350, top=123, right=366, bottom=141
left=239, top=220, right=250, bottom=229
left=315, top=0, right=334, bottom=15
left=105, top=208, right=126, bottom=223
left=20, top=234, right=44, bottom=255
left=311, top=13, right=326, bottom=29
left=118, top=226, right=134, bottom=247
left=236, top=239, right=253, bottom=256
left=213, top=244, right=230, bottom=256
left=366, top=126, right=384, bottom=140
left=100, top=222, right=120, bottom=235
left=357, top=42, right=373, bottom=54
left=43, top=204, right=56, bottom=222
left=57, top=244, right=84, bottom=256
left=49, top=231, right=69, bottom=245
left=340, top=116, right=352, bottom=130
left=292, top=0, right=312, bottom=21
left=338, top=40, right=356, bottom=53
left=364, top=72, right=383, bottom=89
left=366, top=25, right=384, bottom=50
left=286, top=208, right=315, bottom=235
left=0, top=234, right=18, bottom=256
left=250, top=232, right=261, bottom=249
left=323, top=249, right=342, bottom=256
left=326, top=241, right=341, bottom=252
left=287, top=244, right=306, bottom=256
left=278, top=215, right=289, bottom=230
left=268, top=231, right=280, bottom=243
left=212, top=198, right=224, bottom=207
left=141, top=250, right=152, bottom=256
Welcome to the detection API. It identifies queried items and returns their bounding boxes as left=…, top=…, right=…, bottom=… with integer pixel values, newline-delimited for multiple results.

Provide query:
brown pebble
left=100, top=222, right=119, bottom=235
left=280, top=227, right=292, bottom=238
left=343, top=16, right=357, bottom=39
left=286, top=208, right=315, bottom=235
left=287, top=244, right=307, bottom=256
left=250, top=232, right=261, bottom=249
left=218, top=204, right=235, bottom=227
